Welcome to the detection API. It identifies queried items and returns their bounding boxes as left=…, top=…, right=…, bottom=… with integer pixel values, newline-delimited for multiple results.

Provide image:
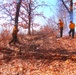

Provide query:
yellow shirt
left=59, top=21, right=64, bottom=28
left=69, top=23, right=75, bottom=29
left=12, top=26, right=18, bottom=35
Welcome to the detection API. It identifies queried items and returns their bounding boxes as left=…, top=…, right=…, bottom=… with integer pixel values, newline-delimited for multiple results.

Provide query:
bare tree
left=61, top=0, right=73, bottom=21
left=20, top=0, right=47, bottom=35
left=0, top=0, right=48, bottom=35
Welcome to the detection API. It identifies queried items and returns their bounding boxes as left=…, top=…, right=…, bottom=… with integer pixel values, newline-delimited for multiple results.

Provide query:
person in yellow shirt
left=58, top=19, right=64, bottom=37
left=69, top=21, right=75, bottom=38
left=9, top=25, right=19, bottom=45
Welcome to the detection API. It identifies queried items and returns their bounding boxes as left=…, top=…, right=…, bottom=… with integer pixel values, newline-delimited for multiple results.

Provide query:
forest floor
left=0, top=33, right=76, bottom=75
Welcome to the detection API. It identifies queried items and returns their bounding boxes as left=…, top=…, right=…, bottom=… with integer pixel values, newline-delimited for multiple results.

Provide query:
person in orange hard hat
left=58, top=19, right=64, bottom=37
left=69, top=21, right=75, bottom=38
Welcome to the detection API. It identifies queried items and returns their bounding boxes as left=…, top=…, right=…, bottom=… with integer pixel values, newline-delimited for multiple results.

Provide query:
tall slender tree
left=19, top=0, right=47, bottom=35
left=28, top=0, right=32, bottom=35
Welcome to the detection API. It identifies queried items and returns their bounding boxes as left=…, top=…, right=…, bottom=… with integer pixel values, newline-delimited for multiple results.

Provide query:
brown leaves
left=0, top=27, right=76, bottom=74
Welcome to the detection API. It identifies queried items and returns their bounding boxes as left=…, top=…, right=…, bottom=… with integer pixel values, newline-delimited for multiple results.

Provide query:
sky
left=38, top=0, right=57, bottom=17
left=0, top=0, right=76, bottom=32
left=33, top=0, right=57, bottom=26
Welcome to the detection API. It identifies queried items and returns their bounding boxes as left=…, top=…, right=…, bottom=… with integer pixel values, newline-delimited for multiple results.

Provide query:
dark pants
left=9, top=34, right=18, bottom=45
left=69, top=29, right=75, bottom=38
left=60, top=27, right=63, bottom=37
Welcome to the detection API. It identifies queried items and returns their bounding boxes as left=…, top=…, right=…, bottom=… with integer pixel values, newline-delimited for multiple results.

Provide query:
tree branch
left=61, top=0, right=70, bottom=13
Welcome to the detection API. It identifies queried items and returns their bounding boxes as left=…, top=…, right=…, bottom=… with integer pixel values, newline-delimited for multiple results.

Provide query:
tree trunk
left=28, top=0, right=31, bottom=35
left=69, top=0, right=73, bottom=21
left=14, top=0, right=22, bottom=42
left=62, top=0, right=73, bottom=21
left=15, top=0, right=22, bottom=26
